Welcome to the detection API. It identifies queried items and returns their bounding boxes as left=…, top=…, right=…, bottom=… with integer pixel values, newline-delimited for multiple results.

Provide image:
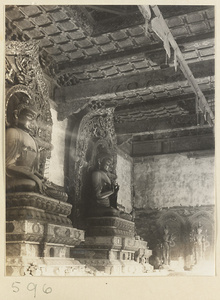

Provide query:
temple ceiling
left=5, top=5, right=215, bottom=156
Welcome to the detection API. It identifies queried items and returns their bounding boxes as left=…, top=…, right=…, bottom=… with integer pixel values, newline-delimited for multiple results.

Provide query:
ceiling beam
left=54, top=59, right=214, bottom=103
left=132, top=133, right=214, bottom=157
left=57, top=32, right=214, bottom=72
left=115, top=113, right=199, bottom=134
left=140, top=5, right=215, bottom=126
left=86, top=6, right=136, bottom=16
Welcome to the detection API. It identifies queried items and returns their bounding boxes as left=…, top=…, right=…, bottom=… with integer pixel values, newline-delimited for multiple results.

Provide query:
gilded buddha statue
left=6, top=100, right=68, bottom=201
left=88, top=152, right=132, bottom=220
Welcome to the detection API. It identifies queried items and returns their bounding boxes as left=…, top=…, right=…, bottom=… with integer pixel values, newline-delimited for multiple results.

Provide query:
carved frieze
left=6, top=207, right=72, bottom=226
left=7, top=193, right=72, bottom=216
left=57, top=72, right=80, bottom=87
left=6, top=220, right=85, bottom=246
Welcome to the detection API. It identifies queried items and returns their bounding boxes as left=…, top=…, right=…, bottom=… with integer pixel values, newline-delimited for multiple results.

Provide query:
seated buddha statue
left=6, top=102, right=68, bottom=201
left=88, top=153, right=132, bottom=220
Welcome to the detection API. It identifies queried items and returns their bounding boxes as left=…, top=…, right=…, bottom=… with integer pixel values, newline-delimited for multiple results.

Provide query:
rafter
left=54, top=59, right=214, bottom=103
left=139, top=5, right=215, bottom=126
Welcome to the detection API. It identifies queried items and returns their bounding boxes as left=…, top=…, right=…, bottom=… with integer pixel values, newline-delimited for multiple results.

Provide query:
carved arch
left=69, top=107, right=117, bottom=227
left=157, top=211, right=187, bottom=260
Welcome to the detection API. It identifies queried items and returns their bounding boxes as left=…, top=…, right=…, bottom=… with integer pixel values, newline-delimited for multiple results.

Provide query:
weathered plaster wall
left=116, top=149, right=133, bottom=213
left=47, top=108, right=68, bottom=186
left=133, top=151, right=215, bottom=209
left=133, top=151, right=215, bottom=266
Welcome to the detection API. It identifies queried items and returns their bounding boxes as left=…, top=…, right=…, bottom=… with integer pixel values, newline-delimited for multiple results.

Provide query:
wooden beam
left=115, top=114, right=199, bottom=135
left=132, top=133, right=214, bottom=156
left=86, top=6, right=135, bottom=16
left=141, top=5, right=215, bottom=126
left=57, top=32, right=214, bottom=72
left=54, top=59, right=214, bottom=103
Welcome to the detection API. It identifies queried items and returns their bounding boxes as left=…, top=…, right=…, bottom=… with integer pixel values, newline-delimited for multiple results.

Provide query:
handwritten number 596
left=12, top=282, right=52, bottom=297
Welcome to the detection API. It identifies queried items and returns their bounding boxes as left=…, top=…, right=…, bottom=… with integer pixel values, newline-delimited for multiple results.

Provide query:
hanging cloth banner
left=151, top=17, right=171, bottom=58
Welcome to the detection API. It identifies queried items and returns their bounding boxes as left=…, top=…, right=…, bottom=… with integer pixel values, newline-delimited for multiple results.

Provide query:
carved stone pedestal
left=71, top=217, right=153, bottom=275
left=6, top=193, right=87, bottom=276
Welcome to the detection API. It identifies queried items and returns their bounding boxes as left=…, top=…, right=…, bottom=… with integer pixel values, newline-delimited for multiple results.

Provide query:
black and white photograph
left=4, top=2, right=216, bottom=282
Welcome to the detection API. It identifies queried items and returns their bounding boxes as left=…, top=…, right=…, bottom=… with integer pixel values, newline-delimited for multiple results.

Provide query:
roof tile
left=42, top=24, right=61, bottom=36
left=44, top=46, right=61, bottom=55
left=186, top=12, right=204, bottom=23
left=59, top=42, right=77, bottom=52
left=31, top=15, right=52, bottom=26
left=133, top=60, right=149, bottom=69
left=68, top=30, right=85, bottom=40
left=75, top=39, right=93, bottom=49
left=117, top=63, right=134, bottom=73
left=14, top=19, right=34, bottom=30
left=19, top=6, right=42, bottom=17
left=58, top=21, right=78, bottom=32
left=83, top=47, right=101, bottom=56
left=50, top=10, right=69, bottom=22
left=49, top=34, right=69, bottom=44
left=166, top=16, right=184, bottom=27
left=117, top=38, right=134, bottom=49
left=189, top=22, right=208, bottom=34
left=25, top=28, right=44, bottom=39
left=93, top=35, right=111, bottom=45
left=39, top=38, right=53, bottom=48
left=6, top=9, right=25, bottom=21
left=100, top=43, right=117, bottom=53
left=110, top=30, right=128, bottom=41
left=67, top=50, right=85, bottom=59
left=104, top=66, right=118, bottom=76
left=170, top=26, right=189, bottom=37
left=127, top=26, right=144, bottom=37
left=41, top=6, right=60, bottom=12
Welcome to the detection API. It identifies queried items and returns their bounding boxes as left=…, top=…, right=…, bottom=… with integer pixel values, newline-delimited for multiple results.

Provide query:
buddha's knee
left=6, top=178, right=37, bottom=193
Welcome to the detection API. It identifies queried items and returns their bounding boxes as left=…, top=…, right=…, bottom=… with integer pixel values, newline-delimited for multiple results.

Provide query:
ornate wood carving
left=69, top=106, right=117, bottom=227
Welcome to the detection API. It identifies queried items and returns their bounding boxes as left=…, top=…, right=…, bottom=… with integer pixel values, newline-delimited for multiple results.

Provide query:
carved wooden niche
left=69, top=106, right=117, bottom=228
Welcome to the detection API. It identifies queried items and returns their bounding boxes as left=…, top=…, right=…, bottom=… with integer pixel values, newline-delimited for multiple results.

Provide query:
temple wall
left=47, top=108, right=68, bottom=186
left=133, top=151, right=215, bottom=209
left=133, top=151, right=215, bottom=263
left=116, top=149, right=133, bottom=213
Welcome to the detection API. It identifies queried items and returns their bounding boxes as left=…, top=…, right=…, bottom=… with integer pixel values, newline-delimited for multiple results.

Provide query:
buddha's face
left=16, top=108, right=38, bottom=136
left=101, top=158, right=112, bottom=172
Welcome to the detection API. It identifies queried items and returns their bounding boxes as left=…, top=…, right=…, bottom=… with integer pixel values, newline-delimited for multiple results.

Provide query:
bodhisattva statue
left=6, top=103, right=68, bottom=201
left=192, top=224, right=207, bottom=265
left=161, top=226, right=175, bottom=265
left=89, top=153, right=132, bottom=220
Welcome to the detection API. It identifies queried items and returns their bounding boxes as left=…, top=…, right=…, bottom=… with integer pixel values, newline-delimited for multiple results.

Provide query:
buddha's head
left=13, top=104, right=39, bottom=137
left=97, top=153, right=113, bottom=172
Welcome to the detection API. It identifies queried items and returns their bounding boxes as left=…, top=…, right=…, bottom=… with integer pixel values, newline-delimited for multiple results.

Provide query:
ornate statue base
left=71, top=216, right=153, bottom=275
left=6, top=192, right=91, bottom=276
